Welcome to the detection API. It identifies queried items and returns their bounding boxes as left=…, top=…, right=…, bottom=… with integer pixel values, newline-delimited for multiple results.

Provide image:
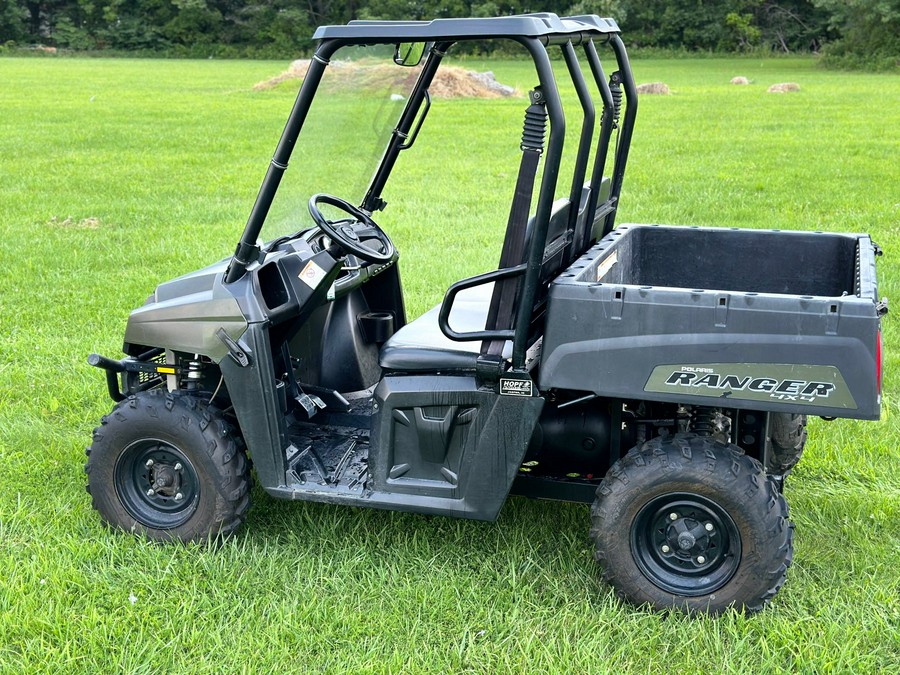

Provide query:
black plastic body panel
left=290, top=262, right=405, bottom=392
left=367, top=375, right=544, bottom=519
left=540, top=224, right=882, bottom=420
left=220, top=322, right=289, bottom=489
left=264, top=376, right=544, bottom=520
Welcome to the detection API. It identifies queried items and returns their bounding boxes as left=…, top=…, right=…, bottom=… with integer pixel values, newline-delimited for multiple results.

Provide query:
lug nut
left=174, top=492, right=183, bottom=501
left=705, top=522, right=714, bottom=532
left=669, top=513, right=678, bottom=521
left=147, top=488, right=155, bottom=496
left=697, top=556, right=706, bottom=564
left=661, top=545, right=671, bottom=553
left=174, top=463, right=183, bottom=471
left=145, top=459, right=154, bottom=468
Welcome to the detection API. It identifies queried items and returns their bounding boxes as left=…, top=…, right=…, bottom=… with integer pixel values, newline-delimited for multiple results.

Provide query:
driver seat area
left=378, top=283, right=511, bottom=372
left=378, top=195, right=589, bottom=374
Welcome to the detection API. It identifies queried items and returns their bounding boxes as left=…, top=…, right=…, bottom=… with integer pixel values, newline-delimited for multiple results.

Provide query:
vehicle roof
left=312, top=13, right=620, bottom=43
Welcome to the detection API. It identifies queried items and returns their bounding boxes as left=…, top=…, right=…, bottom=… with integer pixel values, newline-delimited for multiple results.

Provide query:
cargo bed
left=540, top=224, right=883, bottom=420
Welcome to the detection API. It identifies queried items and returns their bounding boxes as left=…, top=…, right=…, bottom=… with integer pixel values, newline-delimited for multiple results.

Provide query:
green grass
left=1, top=55, right=899, bottom=672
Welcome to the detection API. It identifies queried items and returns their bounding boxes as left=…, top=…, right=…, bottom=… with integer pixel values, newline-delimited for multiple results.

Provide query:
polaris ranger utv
left=86, top=14, right=886, bottom=614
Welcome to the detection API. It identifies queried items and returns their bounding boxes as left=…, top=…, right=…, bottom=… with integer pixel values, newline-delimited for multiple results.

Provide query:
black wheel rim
left=631, top=492, right=741, bottom=596
left=115, top=438, right=200, bottom=529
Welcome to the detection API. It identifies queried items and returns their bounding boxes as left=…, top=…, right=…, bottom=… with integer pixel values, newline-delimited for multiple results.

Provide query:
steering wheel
left=308, top=194, right=395, bottom=264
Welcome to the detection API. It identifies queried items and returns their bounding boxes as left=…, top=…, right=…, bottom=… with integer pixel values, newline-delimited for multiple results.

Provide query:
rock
left=768, top=82, right=801, bottom=93
left=635, top=82, right=670, bottom=95
left=731, top=76, right=750, bottom=85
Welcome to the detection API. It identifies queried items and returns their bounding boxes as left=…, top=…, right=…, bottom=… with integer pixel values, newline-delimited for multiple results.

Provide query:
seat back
left=479, top=194, right=578, bottom=355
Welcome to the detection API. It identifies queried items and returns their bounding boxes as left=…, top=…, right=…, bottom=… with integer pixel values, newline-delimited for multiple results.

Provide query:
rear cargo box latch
left=606, top=287, right=624, bottom=320
left=715, top=296, right=728, bottom=328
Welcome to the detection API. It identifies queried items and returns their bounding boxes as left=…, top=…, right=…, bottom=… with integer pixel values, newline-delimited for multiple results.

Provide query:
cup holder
left=358, top=311, right=395, bottom=344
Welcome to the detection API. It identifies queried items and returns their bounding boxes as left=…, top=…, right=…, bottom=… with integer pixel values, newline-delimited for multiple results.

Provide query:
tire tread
left=591, top=433, right=793, bottom=614
left=85, top=388, right=251, bottom=542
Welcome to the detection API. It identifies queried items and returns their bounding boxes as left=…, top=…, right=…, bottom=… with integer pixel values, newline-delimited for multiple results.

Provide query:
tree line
left=1, top=0, right=897, bottom=67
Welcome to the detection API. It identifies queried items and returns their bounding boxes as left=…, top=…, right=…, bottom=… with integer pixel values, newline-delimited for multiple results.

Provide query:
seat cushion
left=379, top=283, right=511, bottom=372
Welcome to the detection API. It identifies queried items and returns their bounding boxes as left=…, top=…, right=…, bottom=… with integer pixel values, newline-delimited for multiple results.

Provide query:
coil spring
left=690, top=407, right=718, bottom=437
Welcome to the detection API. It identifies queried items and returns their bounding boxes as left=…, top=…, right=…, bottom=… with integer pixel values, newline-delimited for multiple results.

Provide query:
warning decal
left=298, top=260, right=327, bottom=289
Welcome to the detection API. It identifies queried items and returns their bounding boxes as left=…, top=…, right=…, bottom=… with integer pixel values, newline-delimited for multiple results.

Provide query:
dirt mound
left=254, top=60, right=518, bottom=98
left=431, top=68, right=516, bottom=98
left=731, top=76, right=750, bottom=85
left=636, top=82, right=670, bottom=95
left=768, top=82, right=801, bottom=93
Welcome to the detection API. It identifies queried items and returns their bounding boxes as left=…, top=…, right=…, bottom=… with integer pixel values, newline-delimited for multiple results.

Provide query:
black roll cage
left=224, top=13, right=637, bottom=372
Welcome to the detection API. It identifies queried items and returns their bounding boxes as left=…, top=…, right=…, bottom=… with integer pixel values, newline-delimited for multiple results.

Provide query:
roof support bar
left=363, top=41, right=452, bottom=213
left=580, top=38, right=616, bottom=250
left=510, top=37, right=566, bottom=370
left=602, top=34, right=638, bottom=236
left=560, top=41, right=596, bottom=262
left=224, top=40, right=341, bottom=284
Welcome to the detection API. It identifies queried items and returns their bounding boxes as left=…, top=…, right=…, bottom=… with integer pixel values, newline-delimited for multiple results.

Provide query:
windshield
left=264, top=45, right=417, bottom=239
left=238, top=33, right=629, bottom=318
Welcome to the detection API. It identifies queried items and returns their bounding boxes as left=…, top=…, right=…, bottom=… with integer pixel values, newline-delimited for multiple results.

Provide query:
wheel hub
left=654, top=509, right=725, bottom=570
left=675, top=528, right=697, bottom=551
left=149, top=465, right=180, bottom=496
left=115, top=439, right=200, bottom=529
left=631, top=493, right=741, bottom=596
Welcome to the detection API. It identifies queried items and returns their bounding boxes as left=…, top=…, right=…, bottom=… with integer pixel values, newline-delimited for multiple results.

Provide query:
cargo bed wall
left=596, top=225, right=860, bottom=296
left=539, top=224, right=882, bottom=420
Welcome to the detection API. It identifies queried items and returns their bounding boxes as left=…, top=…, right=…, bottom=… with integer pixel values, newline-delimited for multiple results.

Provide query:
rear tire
left=766, top=413, right=807, bottom=476
left=591, top=434, right=793, bottom=614
left=85, top=389, right=250, bottom=542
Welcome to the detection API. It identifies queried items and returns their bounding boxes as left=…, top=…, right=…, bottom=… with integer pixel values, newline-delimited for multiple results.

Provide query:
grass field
left=1, top=53, right=899, bottom=672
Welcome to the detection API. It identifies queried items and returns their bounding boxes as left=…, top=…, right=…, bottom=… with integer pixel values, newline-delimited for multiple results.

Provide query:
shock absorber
left=690, top=407, right=717, bottom=436
left=690, top=407, right=732, bottom=443
left=184, top=359, right=205, bottom=391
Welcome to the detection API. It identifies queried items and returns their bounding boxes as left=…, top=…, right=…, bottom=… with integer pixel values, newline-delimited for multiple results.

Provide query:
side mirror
left=393, top=42, right=429, bottom=67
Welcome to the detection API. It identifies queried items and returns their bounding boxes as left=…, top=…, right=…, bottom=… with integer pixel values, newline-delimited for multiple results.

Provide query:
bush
left=815, top=0, right=900, bottom=70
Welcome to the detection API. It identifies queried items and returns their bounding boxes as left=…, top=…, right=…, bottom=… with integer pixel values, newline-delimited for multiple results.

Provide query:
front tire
left=591, top=434, right=793, bottom=614
left=86, top=389, right=250, bottom=542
